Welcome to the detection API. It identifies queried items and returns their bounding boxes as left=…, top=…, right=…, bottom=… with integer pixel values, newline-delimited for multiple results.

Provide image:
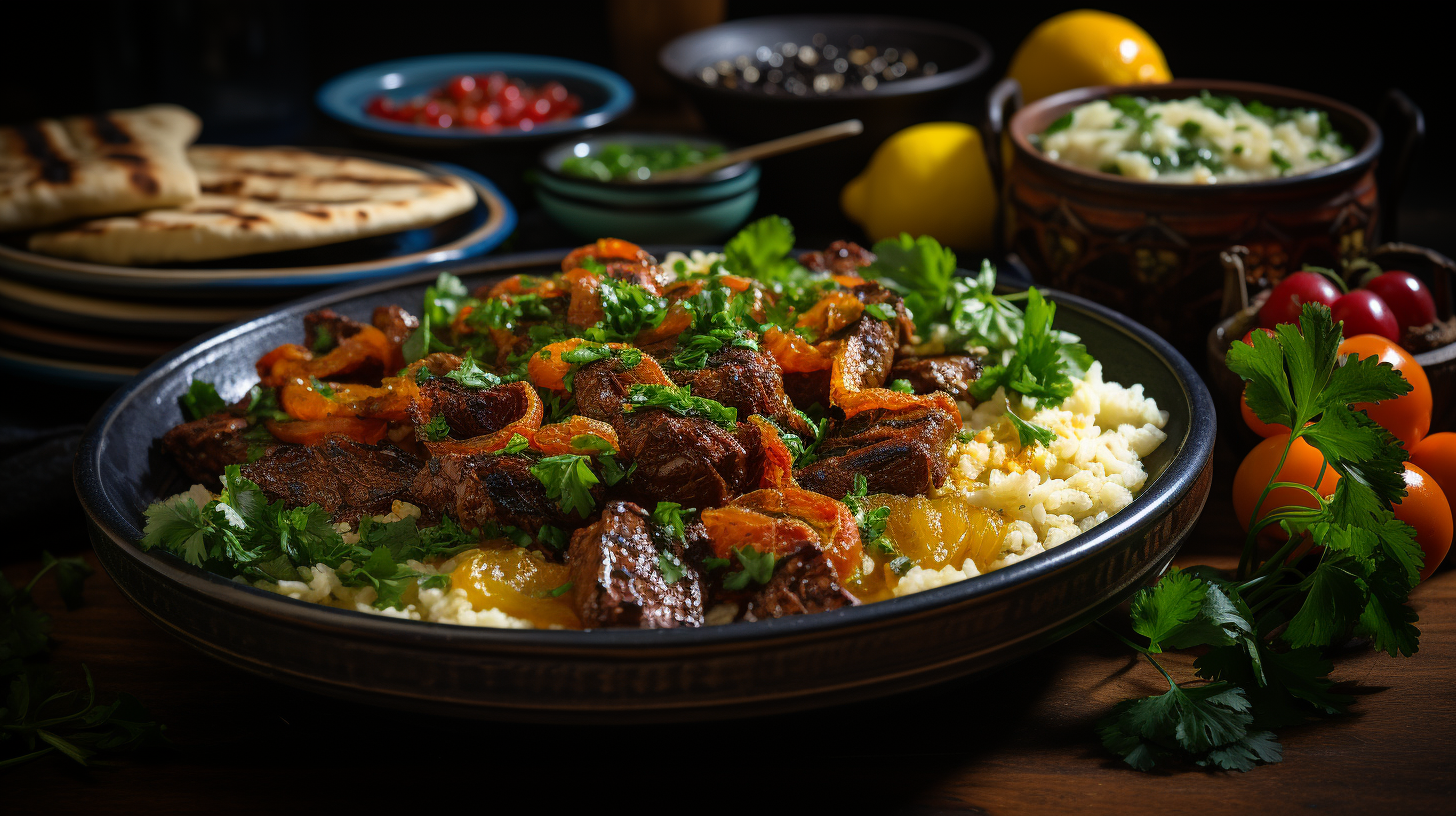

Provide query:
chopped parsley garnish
left=537, top=524, right=569, bottom=551
left=497, top=433, right=531, bottom=455
left=657, top=549, right=686, bottom=584
left=1007, top=412, right=1057, bottom=448
left=445, top=350, right=507, bottom=389
left=1043, top=111, right=1074, bottom=135
left=597, top=453, right=636, bottom=486
left=863, top=302, right=897, bottom=321
left=887, top=556, right=915, bottom=576
left=970, top=288, right=1092, bottom=409
left=723, top=215, right=805, bottom=285
left=419, top=415, right=451, bottom=441
left=180, top=379, right=228, bottom=420
left=569, top=434, right=615, bottom=454
left=843, top=475, right=896, bottom=558
left=1270, top=150, right=1292, bottom=175
left=721, top=545, right=778, bottom=590
left=311, top=324, right=335, bottom=353
left=1098, top=303, right=1422, bottom=773
left=594, top=277, right=668, bottom=342
left=309, top=377, right=336, bottom=398
left=423, top=271, right=470, bottom=327
left=246, top=385, right=292, bottom=422
left=652, top=501, right=689, bottom=542
left=528, top=454, right=600, bottom=518
left=888, top=379, right=914, bottom=394
left=546, top=581, right=574, bottom=598
left=623, top=384, right=738, bottom=430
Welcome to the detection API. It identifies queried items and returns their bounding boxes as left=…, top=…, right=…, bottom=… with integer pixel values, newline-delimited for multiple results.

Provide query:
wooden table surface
left=8, top=442, right=1455, bottom=814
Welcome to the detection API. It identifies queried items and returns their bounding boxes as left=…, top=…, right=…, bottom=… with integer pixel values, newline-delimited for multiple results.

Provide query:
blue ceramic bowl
left=536, top=134, right=759, bottom=243
left=317, top=53, right=635, bottom=147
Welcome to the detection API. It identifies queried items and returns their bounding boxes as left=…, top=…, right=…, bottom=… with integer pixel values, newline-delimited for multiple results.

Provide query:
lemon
left=1007, top=10, right=1171, bottom=103
left=841, top=122, right=997, bottom=252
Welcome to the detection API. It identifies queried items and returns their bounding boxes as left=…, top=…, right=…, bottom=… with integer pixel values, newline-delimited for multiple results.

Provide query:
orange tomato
left=1241, top=386, right=1287, bottom=438
left=1410, top=433, right=1456, bottom=519
left=1337, top=334, right=1432, bottom=448
left=1232, top=433, right=1340, bottom=538
left=1394, top=463, right=1453, bottom=582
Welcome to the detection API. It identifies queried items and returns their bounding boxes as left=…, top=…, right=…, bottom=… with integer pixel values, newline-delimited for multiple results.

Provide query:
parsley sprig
left=1098, top=303, right=1423, bottom=772
left=623, top=384, right=738, bottom=430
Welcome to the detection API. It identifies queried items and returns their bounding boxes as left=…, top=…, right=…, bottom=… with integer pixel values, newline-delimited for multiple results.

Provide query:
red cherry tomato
left=447, top=74, right=476, bottom=101
left=1394, top=463, right=1453, bottom=582
left=1331, top=290, right=1401, bottom=341
left=1259, top=271, right=1342, bottom=329
left=500, top=83, right=522, bottom=104
left=542, top=81, right=570, bottom=104
left=1364, top=271, right=1438, bottom=332
left=1338, top=334, right=1433, bottom=448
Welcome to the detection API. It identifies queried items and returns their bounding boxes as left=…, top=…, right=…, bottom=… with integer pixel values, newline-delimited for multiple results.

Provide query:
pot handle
left=1376, top=88, right=1425, bottom=242
left=983, top=77, right=1023, bottom=192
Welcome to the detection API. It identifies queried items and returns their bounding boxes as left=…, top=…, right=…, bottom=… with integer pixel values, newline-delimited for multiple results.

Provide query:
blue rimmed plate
left=317, top=53, right=634, bottom=147
left=0, top=150, right=516, bottom=299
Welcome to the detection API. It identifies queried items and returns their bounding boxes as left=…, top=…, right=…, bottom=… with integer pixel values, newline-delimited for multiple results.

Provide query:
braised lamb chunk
left=742, top=544, right=860, bottom=621
left=372, top=304, right=419, bottom=348
left=567, top=501, right=705, bottom=628
left=798, top=241, right=876, bottom=277
left=303, top=308, right=366, bottom=353
left=890, top=355, right=983, bottom=401
left=409, top=452, right=589, bottom=538
left=667, top=346, right=814, bottom=438
left=242, top=437, right=421, bottom=525
left=795, top=405, right=958, bottom=498
left=617, top=411, right=752, bottom=509
left=571, top=357, right=670, bottom=424
left=162, top=413, right=272, bottom=487
left=406, top=379, right=537, bottom=440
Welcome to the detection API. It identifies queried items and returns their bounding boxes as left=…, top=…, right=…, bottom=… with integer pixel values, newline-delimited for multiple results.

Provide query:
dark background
left=2, top=0, right=1449, bottom=255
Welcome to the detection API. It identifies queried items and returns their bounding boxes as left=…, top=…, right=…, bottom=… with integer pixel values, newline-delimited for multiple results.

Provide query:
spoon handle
left=649, top=119, right=864, bottom=182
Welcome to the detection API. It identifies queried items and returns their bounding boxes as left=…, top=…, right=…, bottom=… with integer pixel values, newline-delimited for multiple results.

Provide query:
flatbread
left=0, top=104, right=201, bottom=232
left=27, top=146, right=478, bottom=265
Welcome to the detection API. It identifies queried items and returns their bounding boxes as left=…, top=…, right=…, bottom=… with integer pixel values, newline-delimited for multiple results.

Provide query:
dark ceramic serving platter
left=74, top=249, right=1215, bottom=723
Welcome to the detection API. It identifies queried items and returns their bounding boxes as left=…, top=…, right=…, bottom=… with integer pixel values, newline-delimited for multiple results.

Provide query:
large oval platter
left=75, top=249, right=1215, bottom=722
left=0, top=151, right=515, bottom=298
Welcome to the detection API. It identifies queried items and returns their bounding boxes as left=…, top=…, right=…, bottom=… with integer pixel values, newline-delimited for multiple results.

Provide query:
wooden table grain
left=8, top=447, right=1455, bottom=814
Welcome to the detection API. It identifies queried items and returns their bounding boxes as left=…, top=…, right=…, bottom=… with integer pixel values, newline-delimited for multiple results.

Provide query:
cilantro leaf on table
left=529, top=454, right=600, bottom=518
left=179, top=380, right=228, bottom=420
left=1129, top=568, right=1208, bottom=653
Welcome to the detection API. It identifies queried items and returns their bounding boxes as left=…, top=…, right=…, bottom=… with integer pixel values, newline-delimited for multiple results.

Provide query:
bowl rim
left=1008, top=78, right=1383, bottom=193
left=537, top=131, right=755, bottom=188
left=658, top=13, right=993, bottom=102
left=74, top=249, right=1215, bottom=650
left=316, top=52, right=635, bottom=142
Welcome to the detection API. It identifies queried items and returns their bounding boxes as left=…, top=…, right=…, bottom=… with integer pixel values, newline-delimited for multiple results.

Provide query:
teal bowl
left=536, top=134, right=759, bottom=243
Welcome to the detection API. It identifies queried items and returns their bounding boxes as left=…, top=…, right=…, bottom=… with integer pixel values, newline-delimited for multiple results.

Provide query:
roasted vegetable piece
left=703, top=487, right=862, bottom=581
left=265, top=417, right=388, bottom=446
left=532, top=416, right=620, bottom=456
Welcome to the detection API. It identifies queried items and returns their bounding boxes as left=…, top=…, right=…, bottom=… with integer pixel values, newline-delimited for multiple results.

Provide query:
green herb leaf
left=651, top=501, right=688, bottom=542
left=623, top=383, right=738, bottom=430
left=971, top=288, right=1091, bottom=407
left=419, top=415, right=451, bottom=442
left=529, top=454, right=600, bottom=518
left=445, top=350, right=506, bottom=389
left=657, top=549, right=686, bottom=584
left=1006, top=411, right=1057, bottom=448
left=179, top=380, right=227, bottom=420
left=497, top=433, right=532, bottom=455
left=888, top=378, right=914, bottom=394
left=1130, top=568, right=1209, bottom=653
left=721, top=545, right=778, bottom=590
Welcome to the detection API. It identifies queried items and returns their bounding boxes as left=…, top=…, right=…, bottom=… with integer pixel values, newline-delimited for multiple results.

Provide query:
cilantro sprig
left=623, top=384, right=738, bottom=430
left=1098, top=303, right=1423, bottom=772
left=971, top=288, right=1092, bottom=408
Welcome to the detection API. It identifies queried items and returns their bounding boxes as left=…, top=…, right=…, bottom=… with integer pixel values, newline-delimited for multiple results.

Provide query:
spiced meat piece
left=890, top=354, right=983, bottom=401
left=372, top=304, right=419, bottom=348
left=742, top=545, right=859, bottom=621
left=161, top=413, right=272, bottom=487
left=616, top=411, right=751, bottom=509
left=242, top=437, right=421, bottom=525
left=409, top=451, right=589, bottom=537
left=567, top=501, right=705, bottom=628
left=572, top=357, right=669, bottom=424
left=302, top=308, right=366, bottom=353
left=798, top=241, right=876, bottom=277
left=406, top=379, right=536, bottom=440
left=795, top=405, right=958, bottom=498
left=667, top=346, right=814, bottom=438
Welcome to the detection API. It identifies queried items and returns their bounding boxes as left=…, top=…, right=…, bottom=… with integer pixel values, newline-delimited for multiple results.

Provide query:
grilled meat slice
left=617, top=411, right=752, bottom=509
left=409, top=452, right=590, bottom=537
left=303, top=308, right=366, bottom=353
left=567, top=501, right=705, bottom=628
left=407, top=378, right=536, bottom=440
left=796, top=405, right=958, bottom=498
left=242, top=438, right=420, bottom=525
left=162, top=413, right=271, bottom=487
left=890, top=355, right=983, bottom=401
left=572, top=357, right=672, bottom=424
left=668, top=346, right=814, bottom=438
left=781, top=369, right=832, bottom=413
left=798, top=241, right=876, bottom=277
left=742, top=544, right=859, bottom=621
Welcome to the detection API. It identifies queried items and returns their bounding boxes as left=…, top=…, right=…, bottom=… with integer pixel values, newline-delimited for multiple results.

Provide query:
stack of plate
left=0, top=149, right=516, bottom=388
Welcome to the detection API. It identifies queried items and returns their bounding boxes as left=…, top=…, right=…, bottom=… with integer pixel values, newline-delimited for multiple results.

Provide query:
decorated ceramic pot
left=994, top=79, right=1384, bottom=355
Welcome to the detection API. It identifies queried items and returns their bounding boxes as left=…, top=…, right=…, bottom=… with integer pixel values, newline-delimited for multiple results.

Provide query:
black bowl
left=75, top=249, right=1215, bottom=723
left=659, top=15, right=993, bottom=235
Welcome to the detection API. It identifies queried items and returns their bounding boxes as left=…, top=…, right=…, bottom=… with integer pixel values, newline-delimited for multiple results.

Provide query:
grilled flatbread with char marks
left=0, top=104, right=200, bottom=232
left=28, top=146, right=478, bottom=265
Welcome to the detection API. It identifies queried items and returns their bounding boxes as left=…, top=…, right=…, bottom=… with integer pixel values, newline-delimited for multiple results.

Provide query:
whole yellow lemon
left=841, top=122, right=996, bottom=252
left=1007, top=10, right=1171, bottom=103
